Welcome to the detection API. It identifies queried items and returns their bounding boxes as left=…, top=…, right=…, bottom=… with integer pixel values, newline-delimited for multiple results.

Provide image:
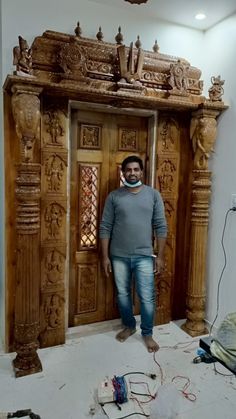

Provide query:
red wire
left=171, top=375, right=197, bottom=402
left=153, top=352, right=164, bottom=385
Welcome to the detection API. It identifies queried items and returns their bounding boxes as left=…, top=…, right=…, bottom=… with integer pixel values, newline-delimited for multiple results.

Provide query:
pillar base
left=13, top=352, right=42, bottom=378
left=181, top=320, right=208, bottom=337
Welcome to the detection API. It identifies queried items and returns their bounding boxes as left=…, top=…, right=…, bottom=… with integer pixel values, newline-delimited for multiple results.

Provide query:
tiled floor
left=0, top=320, right=236, bottom=419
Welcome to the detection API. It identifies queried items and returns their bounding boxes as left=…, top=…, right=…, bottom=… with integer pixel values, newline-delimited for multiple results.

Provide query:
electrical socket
left=231, top=193, right=236, bottom=209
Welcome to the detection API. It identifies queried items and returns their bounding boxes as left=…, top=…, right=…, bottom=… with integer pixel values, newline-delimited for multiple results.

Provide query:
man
left=99, top=155, right=167, bottom=352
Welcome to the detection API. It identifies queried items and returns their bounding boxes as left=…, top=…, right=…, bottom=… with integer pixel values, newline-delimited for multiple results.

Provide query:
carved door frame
left=3, top=26, right=227, bottom=377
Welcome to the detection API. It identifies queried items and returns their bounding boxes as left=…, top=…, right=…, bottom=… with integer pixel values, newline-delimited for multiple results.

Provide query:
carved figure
left=44, top=294, right=63, bottom=328
left=45, top=203, right=63, bottom=239
left=45, top=111, right=65, bottom=144
left=117, top=42, right=144, bottom=86
left=45, top=155, right=64, bottom=192
left=169, top=59, right=189, bottom=92
left=13, top=36, right=32, bottom=75
left=160, top=120, right=176, bottom=151
left=45, top=250, right=64, bottom=285
left=159, top=160, right=175, bottom=192
left=208, top=75, right=224, bottom=101
left=190, top=117, right=217, bottom=169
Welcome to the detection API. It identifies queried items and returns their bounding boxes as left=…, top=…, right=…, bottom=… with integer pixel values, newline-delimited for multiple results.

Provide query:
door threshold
left=66, top=318, right=122, bottom=340
left=66, top=316, right=141, bottom=340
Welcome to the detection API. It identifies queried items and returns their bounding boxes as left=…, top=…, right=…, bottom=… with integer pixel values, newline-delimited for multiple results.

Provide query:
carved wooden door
left=69, top=109, right=148, bottom=326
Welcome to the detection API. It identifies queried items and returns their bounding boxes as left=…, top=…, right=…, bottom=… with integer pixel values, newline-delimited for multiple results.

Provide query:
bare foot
left=116, top=328, right=136, bottom=342
left=143, top=336, right=159, bottom=353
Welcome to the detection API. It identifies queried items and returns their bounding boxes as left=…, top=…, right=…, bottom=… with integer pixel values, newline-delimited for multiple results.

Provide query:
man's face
left=123, top=162, right=143, bottom=184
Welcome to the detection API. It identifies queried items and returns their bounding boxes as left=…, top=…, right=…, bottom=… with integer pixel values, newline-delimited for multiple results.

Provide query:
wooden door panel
left=70, top=109, right=148, bottom=326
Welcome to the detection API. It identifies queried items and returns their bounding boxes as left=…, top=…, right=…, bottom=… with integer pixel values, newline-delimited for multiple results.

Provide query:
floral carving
left=80, top=124, right=101, bottom=149
left=78, top=266, right=97, bottom=313
left=168, top=59, right=189, bottom=93
left=119, top=128, right=137, bottom=151
left=58, top=42, right=87, bottom=77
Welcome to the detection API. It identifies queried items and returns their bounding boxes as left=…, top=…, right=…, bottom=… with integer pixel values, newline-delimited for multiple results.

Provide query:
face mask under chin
left=122, top=179, right=142, bottom=188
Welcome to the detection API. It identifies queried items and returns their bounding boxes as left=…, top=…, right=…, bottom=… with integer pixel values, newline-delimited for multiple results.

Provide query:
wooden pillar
left=11, top=84, right=43, bottom=377
left=182, top=107, right=219, bottom=336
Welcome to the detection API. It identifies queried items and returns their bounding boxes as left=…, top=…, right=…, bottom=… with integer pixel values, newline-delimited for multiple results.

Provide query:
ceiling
left=90, top=0, right=236, bottom=31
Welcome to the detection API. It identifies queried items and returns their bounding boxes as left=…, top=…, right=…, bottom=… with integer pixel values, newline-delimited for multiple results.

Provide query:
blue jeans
left=111, top=255, right=155, bottom=336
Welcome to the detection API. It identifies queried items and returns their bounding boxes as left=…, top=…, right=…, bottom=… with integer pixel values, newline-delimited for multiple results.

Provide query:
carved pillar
left=11, top=84, right=43, bottom=377
left=182, top=107, right=219, bottom=336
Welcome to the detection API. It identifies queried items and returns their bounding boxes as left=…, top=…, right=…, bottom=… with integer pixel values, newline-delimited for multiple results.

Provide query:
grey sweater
left=99, top=185, right=167, bottom=257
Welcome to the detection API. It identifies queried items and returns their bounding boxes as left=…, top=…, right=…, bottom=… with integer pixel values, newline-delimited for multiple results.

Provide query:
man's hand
left=102, top=257, right=112, bottom=277
left=155, top=256, right=165, bottom=275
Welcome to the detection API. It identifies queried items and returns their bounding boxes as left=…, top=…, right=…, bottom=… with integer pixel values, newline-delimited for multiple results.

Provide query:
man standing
left=99, top=155, right=167, bottom=352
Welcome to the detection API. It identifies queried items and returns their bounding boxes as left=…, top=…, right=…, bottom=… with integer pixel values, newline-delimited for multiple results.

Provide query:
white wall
left=1, top=0, right=234, bottom=347
left=202, top=14, right=236, bottom=328
left=1, top=0, right=204, bottom=79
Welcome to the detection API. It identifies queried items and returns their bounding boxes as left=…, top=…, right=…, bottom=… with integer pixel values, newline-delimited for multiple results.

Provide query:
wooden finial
left=153, top=40, right=159, bottom=53
left=74, top=21, right=82, bottom=37
left=96, top=26, right=104, bottom=42
left=135, top=35, right=142, bottom=49
left=115, top=26, right=123, bottom=45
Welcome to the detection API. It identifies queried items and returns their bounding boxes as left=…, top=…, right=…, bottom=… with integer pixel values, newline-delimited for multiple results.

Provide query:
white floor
left=0, top=320, right=236, bottom=419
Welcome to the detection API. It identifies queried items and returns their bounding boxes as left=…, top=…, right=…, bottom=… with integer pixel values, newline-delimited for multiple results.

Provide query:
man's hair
left=121, top=155, right=144, bottom=172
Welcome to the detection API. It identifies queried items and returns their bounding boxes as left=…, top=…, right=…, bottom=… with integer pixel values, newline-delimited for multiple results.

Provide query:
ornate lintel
left=11, top=84, right=43, bottom=163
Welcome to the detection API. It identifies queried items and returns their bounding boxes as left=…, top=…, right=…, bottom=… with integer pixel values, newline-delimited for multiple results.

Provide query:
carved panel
left=79, top=123, right=101, bottom=149
left=155, top=114, right=180, bottom=325
left=41, top=293, right=64, bottom=329
left=159, top=118, right=179, bottom=152
left=58, top=42, right=88, bottom=78
left=40, top=99, right=68, bottom=348
left=41, top=247, right=66, bottom=291
left=78, top=164, right=100, bottom=250
left=39, top=292, right=65, bottom=347
left=158, top=158, right=178, bottom=194
left=156, top=277, right=171, bottom=324
left=42, top=152, right=67, bottom=195
left=42, top=108, right=66, bottom=147
left=163, top=199, right=175, bottom=232
left=118, top=127, right=138, bottom=151
left=76, top=264, right=97, bottom=313
left=163, top=236, right=174, bottom=277
left=42, top=201, right=66, bottom=242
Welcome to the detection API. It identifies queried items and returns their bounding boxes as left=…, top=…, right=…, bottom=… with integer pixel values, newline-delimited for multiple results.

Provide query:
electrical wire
left=209, top=208, right=234, bottom=337
left=213, top=363, right=234, bottom=377
left=112, top=414, right=149, bottom=419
